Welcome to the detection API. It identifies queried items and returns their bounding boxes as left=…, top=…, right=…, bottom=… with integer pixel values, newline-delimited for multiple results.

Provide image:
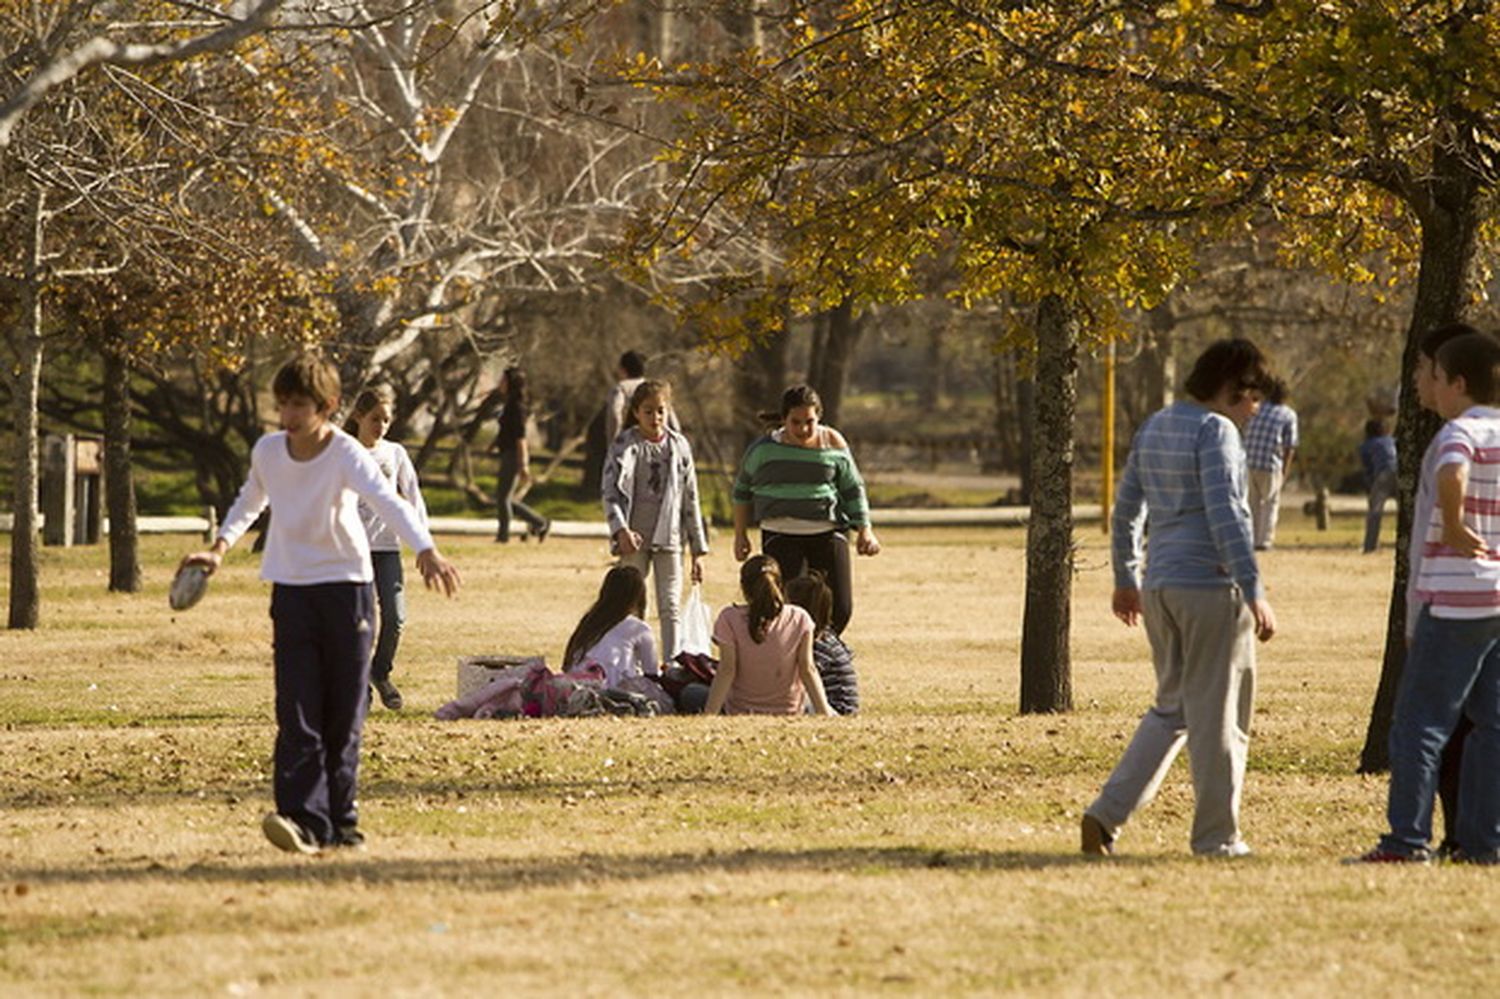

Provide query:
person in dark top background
left=494, top=365, right=550, bottom=543
left=1358, top=417, right=1398, bottom=554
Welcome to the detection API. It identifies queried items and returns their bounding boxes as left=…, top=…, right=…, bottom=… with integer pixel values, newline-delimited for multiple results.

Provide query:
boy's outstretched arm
left=415, top=548, right=462, bottom=597
left=183, top=456, right=267, bottom=574
left=1437, top=463, right=1485, bottom=557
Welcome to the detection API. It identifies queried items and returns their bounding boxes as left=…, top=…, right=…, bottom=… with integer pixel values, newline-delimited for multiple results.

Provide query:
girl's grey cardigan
left=601, top=426, right=709, bottom=556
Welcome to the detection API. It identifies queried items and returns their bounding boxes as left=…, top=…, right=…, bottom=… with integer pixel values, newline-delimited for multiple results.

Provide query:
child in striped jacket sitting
left=786, top=572, right=859, bottom=716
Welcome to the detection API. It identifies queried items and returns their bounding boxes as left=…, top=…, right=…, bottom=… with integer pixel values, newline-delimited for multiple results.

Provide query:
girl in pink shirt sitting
left=703, top=556, right=835, bottom=716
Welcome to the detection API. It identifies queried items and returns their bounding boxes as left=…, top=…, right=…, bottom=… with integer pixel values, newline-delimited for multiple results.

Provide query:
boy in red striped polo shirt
left=1360, top=332, right=1500, bottom=863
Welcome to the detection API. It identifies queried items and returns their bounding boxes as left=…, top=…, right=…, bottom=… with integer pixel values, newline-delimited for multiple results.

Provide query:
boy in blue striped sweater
left=1082, top=339, right=1276, bottom=859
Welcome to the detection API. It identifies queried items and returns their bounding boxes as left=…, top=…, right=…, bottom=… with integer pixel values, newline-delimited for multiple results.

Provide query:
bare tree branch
left=0, top=0, right=288, bottom=148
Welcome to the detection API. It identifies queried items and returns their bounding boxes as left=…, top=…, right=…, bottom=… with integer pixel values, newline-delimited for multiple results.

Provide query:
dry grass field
left=3, top=517, right=1499, bottom=996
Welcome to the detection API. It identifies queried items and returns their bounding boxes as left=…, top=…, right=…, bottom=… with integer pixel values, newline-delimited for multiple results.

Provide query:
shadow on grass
left=2, top=762, right=1096, bottom=810
left=0, top=770, right=960, bottom=811
left=6, top=844, right=1152, bottom=891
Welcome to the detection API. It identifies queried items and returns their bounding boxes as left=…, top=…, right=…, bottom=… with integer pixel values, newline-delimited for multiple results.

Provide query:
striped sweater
left=1112, top=400, right=1261, bottom=599
left=1414, top=406, right=1500, bottom=618
left=814, top=631, right=860, bottom=716
left=733, top=433, right=870, bottom=530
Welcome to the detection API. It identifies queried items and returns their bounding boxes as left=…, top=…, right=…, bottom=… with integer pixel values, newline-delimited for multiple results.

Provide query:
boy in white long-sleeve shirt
left=181, top=354, right=460, bottom=855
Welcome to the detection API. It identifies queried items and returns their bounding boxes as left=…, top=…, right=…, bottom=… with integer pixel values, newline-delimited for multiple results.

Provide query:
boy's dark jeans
left=1437, top=716, right=1474, bottom=847
left=271, top=581, right=375, bottom=846
left=1382, top=608, right=1500, bottom=858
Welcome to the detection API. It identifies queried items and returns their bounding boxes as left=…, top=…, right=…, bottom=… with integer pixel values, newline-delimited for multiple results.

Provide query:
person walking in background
left=179, top=353, right=461, bottom=855
left=494, top=365, right=550, bottom=544
left=601, top=379, right=709, bottom=659
left=345, top=385, right=428, bottom=711
left=1244, top=377, right=1298, bottom=550
left=732, top=385, right=879, bottom=636
left=604, top=350, right=648, bottom=447
left=1359, top=418, right=1398, bottom=554
left=603, top=348, right=680, bottom=448
left=1082, top=338, right=1276, bottom=859
left=1356, top=331, right=1500, bottom=864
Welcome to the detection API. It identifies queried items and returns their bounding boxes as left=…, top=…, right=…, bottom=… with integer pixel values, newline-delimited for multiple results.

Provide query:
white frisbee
left=169, top=564, right=211, bottom=611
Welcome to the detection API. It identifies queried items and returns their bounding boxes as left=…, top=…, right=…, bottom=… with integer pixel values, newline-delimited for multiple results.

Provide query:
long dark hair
left=623, top=379, right=671, bottom=431
left=342, top=384, right=395, bottom=437
left=564, top=565, right=648, bottom=667
left=502, top=366, right=529, bottom=414
left=758, top=383, right=822, bottom=428
left=740, top=555, right=785, bottom=644
left=785, top=570, right=832, bottom=637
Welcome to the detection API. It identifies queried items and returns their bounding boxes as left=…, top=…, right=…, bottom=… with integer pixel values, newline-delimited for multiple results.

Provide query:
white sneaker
left=262, top=812, right=320, bottom=855
left=1197, top=840, right=1253, bottom=859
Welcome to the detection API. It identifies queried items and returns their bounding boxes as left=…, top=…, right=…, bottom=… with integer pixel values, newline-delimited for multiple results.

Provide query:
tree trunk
left=1140, top=302, right=1176, bottom=416
left=581, top=404, right=607, bottom=498
left=1019, top=293, right=1078, bottom=713
left=657, top=5, right=678, bottom=63
left=1016, top=375, right=1035, bottom=505
left=102, top=336, right=141, bottom=593
left=733, top=315, right=789, bottom=449
left=920, top=321, right=944, bottom=409
left=1359, top=173, right=1481, bottom=773
left=808, top=311, right=827, bottom=392
left=807, top=296, right=862, bottom=427
left=8, top=188, right=44, bottom=629
left=992, top=349, right=1017, bottom=473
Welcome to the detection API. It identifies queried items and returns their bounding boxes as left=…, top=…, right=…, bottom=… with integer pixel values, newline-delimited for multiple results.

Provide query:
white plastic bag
left=680, top=583, right=713, bottom=656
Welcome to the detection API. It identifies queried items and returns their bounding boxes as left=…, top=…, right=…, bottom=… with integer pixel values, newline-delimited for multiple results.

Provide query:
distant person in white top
left=179, top=354, right=460, bottom=857
left=563, top=565, right=659, bottom=689
left=343, top=385, right=428, bottom=712
left=604, top=350, right=649, bottom=447
left=604, top=349, right=679, bottom=448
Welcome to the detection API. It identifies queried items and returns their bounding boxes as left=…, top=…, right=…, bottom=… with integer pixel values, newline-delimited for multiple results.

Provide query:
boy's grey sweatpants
left=619, top=548, right=684, bottom=660
left=1087, top=585, right=1257, bottom=854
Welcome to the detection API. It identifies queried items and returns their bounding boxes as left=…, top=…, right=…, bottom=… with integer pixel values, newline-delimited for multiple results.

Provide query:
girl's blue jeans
left=370, top=550, right=405, bottom=684
left=1382, top=607, right=1500, bottom=858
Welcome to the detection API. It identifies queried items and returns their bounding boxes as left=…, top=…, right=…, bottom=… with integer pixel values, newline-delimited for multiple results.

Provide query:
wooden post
left=40, top=433, right=75, bottom=547
left=74, top=436, right=103, bottom=544
left=1314, top=486, right=1330, bottom=530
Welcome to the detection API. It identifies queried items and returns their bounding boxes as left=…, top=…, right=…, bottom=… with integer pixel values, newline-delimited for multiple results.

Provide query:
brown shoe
left=1081, top=813, right=1115, bottom=857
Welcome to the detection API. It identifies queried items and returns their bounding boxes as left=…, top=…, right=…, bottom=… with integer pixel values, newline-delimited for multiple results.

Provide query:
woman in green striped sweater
left=732, top=385, right=880, bottom=635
